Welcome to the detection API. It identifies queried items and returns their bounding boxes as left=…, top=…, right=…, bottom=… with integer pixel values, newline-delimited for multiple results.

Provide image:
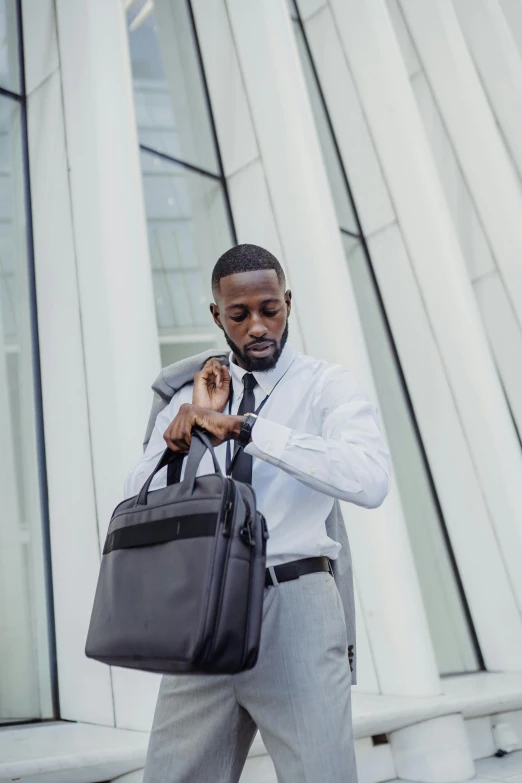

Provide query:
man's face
left=210, top=269, right=291, bottom=372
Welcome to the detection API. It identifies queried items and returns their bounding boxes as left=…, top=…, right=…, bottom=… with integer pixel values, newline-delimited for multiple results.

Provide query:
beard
left=224, top=321, right=289, bottom=372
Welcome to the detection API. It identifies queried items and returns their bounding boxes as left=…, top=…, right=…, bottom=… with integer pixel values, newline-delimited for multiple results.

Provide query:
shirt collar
left=228, top=343, right=296, bottom=400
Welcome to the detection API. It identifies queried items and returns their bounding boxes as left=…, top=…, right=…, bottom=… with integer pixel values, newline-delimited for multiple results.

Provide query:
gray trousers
left=143, top=571, right=357, bottom=783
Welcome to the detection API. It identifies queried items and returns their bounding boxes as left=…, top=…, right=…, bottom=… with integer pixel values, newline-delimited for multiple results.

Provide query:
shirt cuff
left=244, top=418, right=291, bottom=462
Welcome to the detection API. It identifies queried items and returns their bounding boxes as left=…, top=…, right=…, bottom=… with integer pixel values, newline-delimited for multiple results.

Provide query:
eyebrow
left=225, top=297, right=281, bottom=311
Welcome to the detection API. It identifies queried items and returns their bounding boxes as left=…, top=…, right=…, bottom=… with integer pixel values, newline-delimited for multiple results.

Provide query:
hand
left=164, top=404, right=243, bottom=452
left=192, top=359, right=231, bottom=412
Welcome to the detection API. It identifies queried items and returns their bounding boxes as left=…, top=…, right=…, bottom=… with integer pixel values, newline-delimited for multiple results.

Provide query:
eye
left=230, top=314, right=247, bottom=323
left=263, top=310, right=279, bottom=317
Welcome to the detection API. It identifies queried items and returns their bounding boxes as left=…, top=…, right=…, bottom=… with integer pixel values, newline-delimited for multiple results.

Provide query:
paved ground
left=392, top=749, right=522, bottom=783
left=474, top=748, right=522, bottom=783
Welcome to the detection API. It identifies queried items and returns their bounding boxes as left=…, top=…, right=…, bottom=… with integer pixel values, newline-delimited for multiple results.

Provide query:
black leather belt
left=265, top=556, right=331, bottom=587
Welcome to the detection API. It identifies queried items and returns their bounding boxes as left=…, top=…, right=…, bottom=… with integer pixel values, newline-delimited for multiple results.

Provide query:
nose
left=248, top=313, right=268, bottom=339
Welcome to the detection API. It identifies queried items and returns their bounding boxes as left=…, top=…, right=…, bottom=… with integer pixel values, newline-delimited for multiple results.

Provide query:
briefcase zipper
left=222, top=479, right=235, bottom=538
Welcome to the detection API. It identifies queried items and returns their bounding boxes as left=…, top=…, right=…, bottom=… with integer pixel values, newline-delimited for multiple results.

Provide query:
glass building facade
left=0, top=0, right=54, bottom=723
left=5, top=7, right=522, bottom=773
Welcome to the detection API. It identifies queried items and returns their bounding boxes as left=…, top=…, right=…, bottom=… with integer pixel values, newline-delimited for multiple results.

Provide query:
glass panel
left=342, top=235, right=480, bottom=674
left=140, top=149, right=232, bottom=351
left=127, top=0, right=219, bottom=175
left=291, top=18, right=359, bottom=234
left=0, top=97, right=53, bottom=722
left=0, top=0, right=20, bottom=95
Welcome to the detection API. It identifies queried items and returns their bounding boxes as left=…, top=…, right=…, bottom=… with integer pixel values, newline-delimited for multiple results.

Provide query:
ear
left=284, top=290, right=292, bottom=317
left=210, top=303, right=224, bottom=330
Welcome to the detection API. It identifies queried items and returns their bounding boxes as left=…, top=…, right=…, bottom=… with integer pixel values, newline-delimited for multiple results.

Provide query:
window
left=126, top=0, right=236, bottom=366
left=0, top=0, right=55, bottom=723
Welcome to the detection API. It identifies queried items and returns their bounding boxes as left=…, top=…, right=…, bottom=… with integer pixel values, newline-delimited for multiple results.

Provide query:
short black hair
left=212, top=244, right=285, bottom=291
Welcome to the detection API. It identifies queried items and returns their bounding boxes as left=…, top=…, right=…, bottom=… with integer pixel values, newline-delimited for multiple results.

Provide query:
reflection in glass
left=140, top=149, right=232, bottom=362
left=343, top=236, right=480, bottom=674
left=127, top=0, right=219, bottom=175
left=0, top=98, right=53, bottom=722
left=0, top=0, right=20, bottom=95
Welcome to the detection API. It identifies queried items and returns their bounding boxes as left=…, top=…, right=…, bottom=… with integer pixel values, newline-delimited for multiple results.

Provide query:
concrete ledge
left=2, top=673, right=522, bottom=783
left=0, top=722, right=148, bottom=783
left=352, top=672, right=522, bottom=738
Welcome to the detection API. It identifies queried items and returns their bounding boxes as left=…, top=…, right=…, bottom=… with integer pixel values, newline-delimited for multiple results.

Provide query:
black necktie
left=232, top=373, right=257, bottom=484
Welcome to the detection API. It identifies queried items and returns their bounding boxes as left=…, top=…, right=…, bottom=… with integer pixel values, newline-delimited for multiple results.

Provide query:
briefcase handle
left=136, top=428, right=222, bottom=505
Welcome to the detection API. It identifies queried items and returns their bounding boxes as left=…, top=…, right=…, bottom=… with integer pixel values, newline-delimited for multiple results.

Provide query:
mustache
left=244, top=339, right=276, bottom=351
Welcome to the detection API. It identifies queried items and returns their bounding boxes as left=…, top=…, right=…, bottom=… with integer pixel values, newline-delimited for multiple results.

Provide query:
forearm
left=245, top=408, right=391, bottom=508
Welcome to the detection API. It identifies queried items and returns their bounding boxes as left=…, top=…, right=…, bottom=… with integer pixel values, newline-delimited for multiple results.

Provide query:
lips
left=246, top=341, right=274, bottom=358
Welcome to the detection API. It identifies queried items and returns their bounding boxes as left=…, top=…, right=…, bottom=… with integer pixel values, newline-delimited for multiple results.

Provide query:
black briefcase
left=85, top=430, right=268, bottom=674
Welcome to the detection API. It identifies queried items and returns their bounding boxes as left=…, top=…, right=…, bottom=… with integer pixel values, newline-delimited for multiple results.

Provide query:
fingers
left=163, top=404, right=194, bottom=452
left=199, top=359, right=230, bottom=389
left=163, top=405, right=233, bottom=454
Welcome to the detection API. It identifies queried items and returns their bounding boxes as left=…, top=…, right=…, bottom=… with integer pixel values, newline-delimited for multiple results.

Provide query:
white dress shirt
left=124, top=345, right=391, bottom=567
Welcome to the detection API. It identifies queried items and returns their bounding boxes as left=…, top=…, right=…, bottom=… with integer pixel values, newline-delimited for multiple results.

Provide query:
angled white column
left=499, top=0, right=522, bottom=60
left=329, top=0, right=522, bottom=670
left=54, top=0, right=162, bottom=730
left=225, top=0, right=440, bottom=697
left=396, top=0, right=522, bottom=614
left=453, top=0, right=522, bottom=182
left=23, top=0, right=115, bottom=725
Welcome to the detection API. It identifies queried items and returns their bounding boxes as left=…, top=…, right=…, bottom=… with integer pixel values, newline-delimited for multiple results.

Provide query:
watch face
left=239, top=417, right=254, bottom=449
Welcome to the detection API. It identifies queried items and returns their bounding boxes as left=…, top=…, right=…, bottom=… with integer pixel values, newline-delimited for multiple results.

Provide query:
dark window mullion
left=185, top=0, right=237, bottom=244
left=139, top=143, right=223, bottom=181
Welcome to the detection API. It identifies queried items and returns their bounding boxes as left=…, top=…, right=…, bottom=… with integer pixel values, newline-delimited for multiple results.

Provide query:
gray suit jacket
left=143, top=349, right=357, bottom=682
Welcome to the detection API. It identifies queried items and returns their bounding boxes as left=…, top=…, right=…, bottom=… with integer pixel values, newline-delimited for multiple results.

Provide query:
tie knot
left=243, top=373, right=257, bottom=391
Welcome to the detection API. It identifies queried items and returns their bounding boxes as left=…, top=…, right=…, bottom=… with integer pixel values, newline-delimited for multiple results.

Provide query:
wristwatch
left=238, top=413, right=258, bottom=449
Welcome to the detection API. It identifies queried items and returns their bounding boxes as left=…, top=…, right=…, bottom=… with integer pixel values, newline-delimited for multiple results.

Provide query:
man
left=125, top=244, right=391, bottom=782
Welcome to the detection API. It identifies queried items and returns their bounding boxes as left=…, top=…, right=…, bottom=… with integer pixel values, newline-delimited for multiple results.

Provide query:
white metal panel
left=397, top=0, right=522, bottom=618
left=21, top=0, right=59, bottom=95
left=226, top=157, right=306, bottom=353
left=399, top=0, right=522, bottom=332
left=474, top=271, right=522, bottom=438
left=369, top=223, right=522, bottom=670
left=226, top=0, right=440, bottom=697
left=330, top=0, right=522, bottom=665
left=499, top=0, right=522, bottom=61
left=228, top=160, right=284, bottom=261
left=410, top=70, right=496, bottom=284
left=353, top=579, right=380, bottom=694
left=55, top=0, right=163, bottom=730
left=386, top=0, right=421, bottom=77
left=191, top=0, right=259, bottom=177
left=454, top=0, right=522, bottom=182
left=55, top=0, right=161, bottom=537
left=304, top=5, right=396, bottom=237
left=25, top=69, right=115, bottom=724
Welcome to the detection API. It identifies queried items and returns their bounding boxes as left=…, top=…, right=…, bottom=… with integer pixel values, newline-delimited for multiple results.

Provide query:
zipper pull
left=261, top=515, right=269, bottom=540
left=240, top=515, right=255, bottom=547
left=223, top=500, right=234, bottom=537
